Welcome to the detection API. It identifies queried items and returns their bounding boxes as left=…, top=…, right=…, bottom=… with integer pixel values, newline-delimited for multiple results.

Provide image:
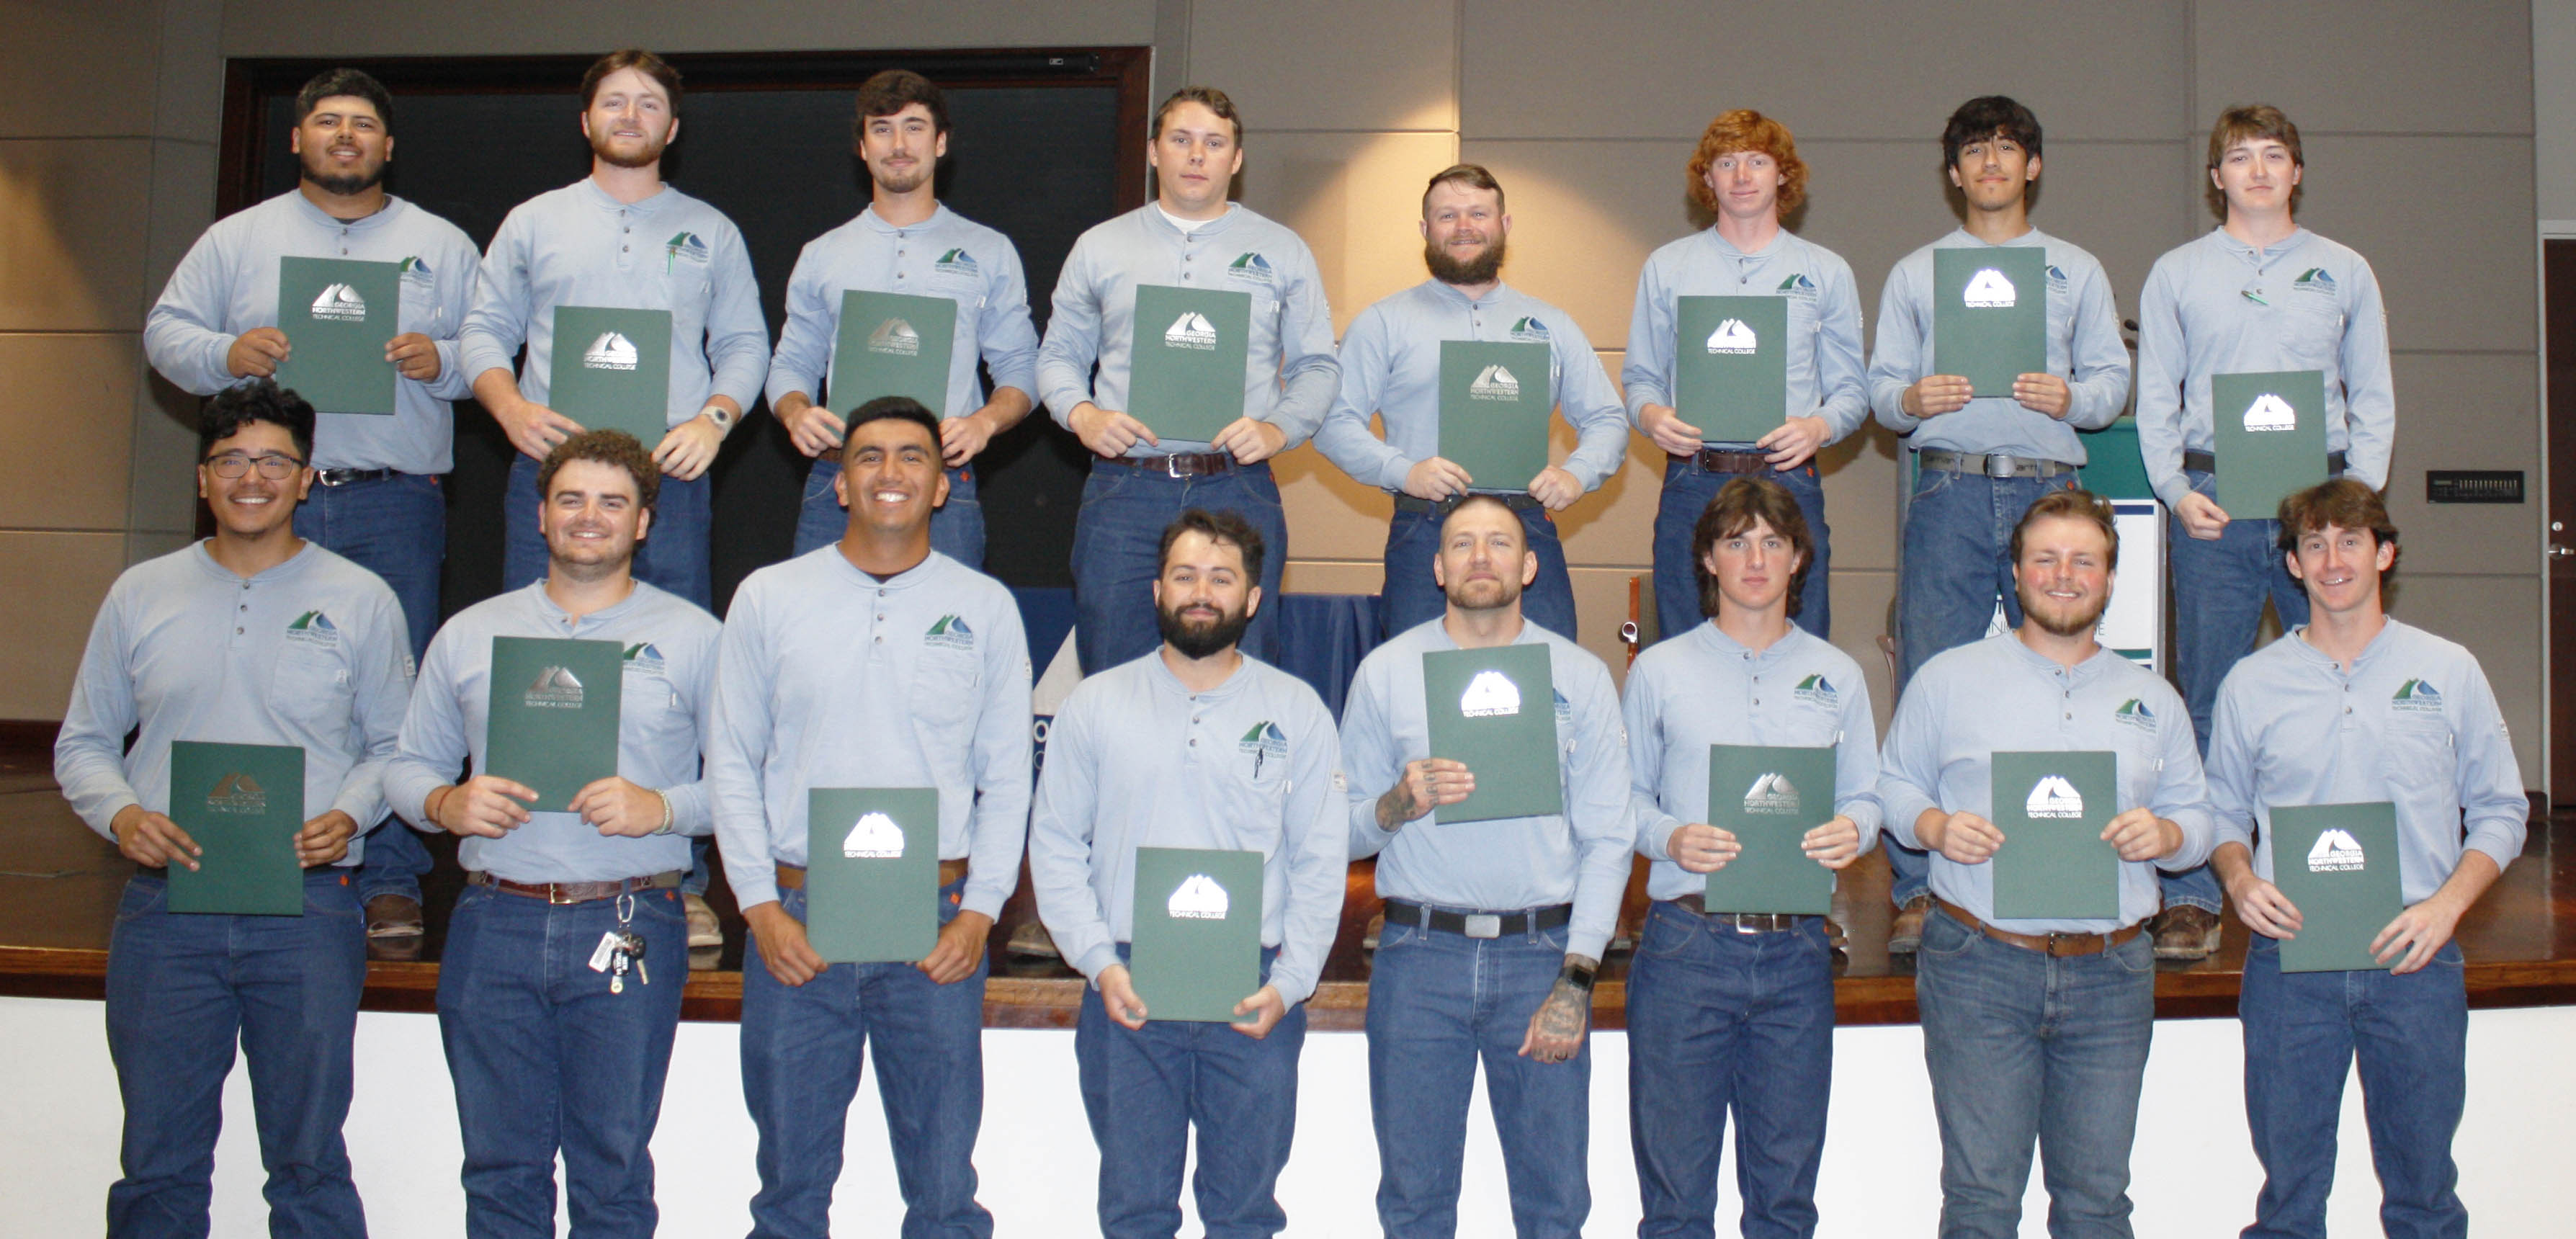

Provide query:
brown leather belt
left=776, top=858, right=970, bottom=890
left=1669, top=894, right=1818, bottom=934
left=2181, top=449, right=2348, bottom=476
left=1683, top=448, right=1772, bottom=474
left=468, top=869, right=682, bottom=904
left=1099, top=451, right=1238, bottom=478
left=1936, top=896, right=2142, bottom=957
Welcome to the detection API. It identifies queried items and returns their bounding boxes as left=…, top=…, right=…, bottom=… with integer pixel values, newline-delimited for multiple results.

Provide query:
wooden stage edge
left=8, top=947, right=2575, bottom=1032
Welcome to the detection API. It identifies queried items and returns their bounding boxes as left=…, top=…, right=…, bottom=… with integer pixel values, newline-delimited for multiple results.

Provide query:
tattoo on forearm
left=1377, top=781, right=1417, bottom=832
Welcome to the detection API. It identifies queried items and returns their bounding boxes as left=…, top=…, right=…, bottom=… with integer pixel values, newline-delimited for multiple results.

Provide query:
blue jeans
left=2237, top=936, right=2468, bottom=1239
left=104, top=869, right=368, bottom=1239
left=795, top=457, right=986, bottom=567
left=504, top=452, right=713, bottom=612
left=434, top=881, right=689, bottom=1238
left=1915, top=908, right=2157, bottom=1239
left=1075, top=944, right=1305, bottom=1239
left=1627, top=904, right=1835, bottom=1239
left=296, top=472, right=441, bottom=906
left=1653, top=460, right=1828, bottom=644
left=1380, top=500, right=1575, bottom=641
left=2169, top=469, right=2309, bottom=753
left=740, top=880, right=992, bottom=1239
left=1070, top=462, right=1287, bottom=675
left=1366, top=912, right=1589, bottom=1239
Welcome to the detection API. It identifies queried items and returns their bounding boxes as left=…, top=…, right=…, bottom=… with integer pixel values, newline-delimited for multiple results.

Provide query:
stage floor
left=3, top=734, right=2568, bottom=1029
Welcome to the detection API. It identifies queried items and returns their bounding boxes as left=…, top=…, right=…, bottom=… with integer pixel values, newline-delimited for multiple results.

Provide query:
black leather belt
left=1683, top=448, right=1771, bottom=474
left=1099, top=452, right=1240, bottom=478
left=1917, top=449, right=2078, bottom=479
left=313, top=467, right=401, bottom=488
left=1381, top=898, right=1573, bottom=939
left=2182, top=449, right=2348, bottom=476
left=1391, top=491, right=1544, bottom=515
left=1669, top=894, right=1818, bottom=933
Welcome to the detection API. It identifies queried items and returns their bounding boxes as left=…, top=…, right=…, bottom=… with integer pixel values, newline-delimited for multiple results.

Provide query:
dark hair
left=2206, top=103, right=2304, bottom=218
left=2276, top=479, right=2398, bottom=577
left=537, top=429, right=661, bottom=511
left=200, top=378, right=315, bottom=462
left=853, top=69, right=948, bottom=138
left=1152, top=85, right=1243, bottom=145
left=1423, top=163, right=1506, bottom=215
left=1439, top=492, right=1529, bottom=550
left=2009, top=487, right=2119, bottom=571
left=1941, top=95, right=2042, bottom=169
left=1158, top=508, right=1265, bottom=583
left=1690, top=477, right=1813, bottom=619
left=294, top=68, right=393, bottom=129
left=581, top=48, right=681, bottom=113
left=841, top=395, right=944, bottom=461
left=1687, top=110, right=1807, bottom=215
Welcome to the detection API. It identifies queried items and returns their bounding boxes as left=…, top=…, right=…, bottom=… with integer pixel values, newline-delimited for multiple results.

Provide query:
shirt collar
left=1145, top=648, right=1253, bottom=699
left=191, top=540, right=319, bottom=585
left=1423, top=278, right=1512, bottom=310
left=2210, top=225, right=2312, bottom=264
left=1689, top=618, right=1799, bottom=664
left=826, top=547, right=942, bottom=591
left=287, top=189, right=398, bottom=232
left=859, top=202, right=950, bottom=235
left=578, top=176, right=671, bottom=215
left=1145, top=202, right=1240, bottom=238
left=2000, top=630, right=2121, bottom=680
left=524, top=577, right=648, bottom=628
left=1700, top=226, right=1785, bottom=261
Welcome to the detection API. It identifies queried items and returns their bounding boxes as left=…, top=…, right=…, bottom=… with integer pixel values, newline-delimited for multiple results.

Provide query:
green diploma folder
left=1422, top=644, right=1562, bottom=824
left=1704, top=744, right=1837, bottom=915
left=1127, top=284, right=1251, bottom=442
left=550, top=305, right=673, bottom=443
left=1933, top=248, right=2047, bottom=396
left=1673, top=295, right=1789, bottom=444
left=275, top=256, right=401, bottom=416
left=483, top=636, right=622, bottom=813
left=2209, top=370, right=2329, bottom=520
left=167, top=741, right=305, bottom=916
left=1437, top=339, right=1554, bottom=488
left=1128, top=846, right=1264, bottom=1023
left=1990, top=750, right=2119, bottom=921
left=830, top=290, right=958, bottom=416
left=803, top=787, right=939, bottom=963
left=2268, top=802, right=2403, bottom=973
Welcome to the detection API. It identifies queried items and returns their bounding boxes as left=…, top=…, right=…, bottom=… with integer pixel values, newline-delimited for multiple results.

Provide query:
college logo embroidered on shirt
left=1743, top=771, right=1802, bottom=816
left=2024, top=774, right=2084, bottom=819
left=622, top=642, right=664, bottom=670
left=2391, top=679, right=2443, bottom=715
left=841, top=810, right=906, bottom=859
left=399, top=255, right=435, bottom=287
left=1963, top=267, right=2018, bottom=308
left=867, top=317, right=923, bottom=357
left=1167, top=873, right=1231, bottom=920
left=310, top=283, right=369, bottom=323
left=1225, top=251, right=1276, bottom=286
left=664, top=231, right=710, bottom=272
left=1460, top=670, right=1521, bottom=717
left=1704, top=318, right=1758, bottom=354
left=2305, top=828, right=2366, bottom=873
left=934, top=248, right=979, bottom=277
left=2293, top=268, right=2336, bottom=297
left=924, top=614, right=975, bottom=650
left=1793, top=674, right=1838, bottom=710
left=285, top=610, right=341, bottom=648
left=524, top=666, right=586, bottom=709
left=1240, top=721, right=1289, bottom=778
left=1508, top=316, right=1551, bottom=342
left=2113, top=697, right=2157, bottom=733
left=2242, top=393, right=2297, bottom=433
left=1776, top=272, right=1819, bottom=300
left=1468, top=364, right=1522, bottom=400
left=205, top=771, right=269, bottom=815
left=581, top=331, right=640, bottom=372
left=1164, top=311, right=1220, bottom=350
left=2045, top=264, right=2070, bottom=290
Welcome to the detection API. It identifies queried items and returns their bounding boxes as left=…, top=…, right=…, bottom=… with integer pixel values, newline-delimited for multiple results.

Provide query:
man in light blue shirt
left=1627, top=109, right=1867, bottom=642
left=708, top=398, right=1032, bottom=1238
left=1341, top=495, right=1632, bottom=1239
left=1037, top=86, right=1338, bottom=674
left=1029, top=509, right=1348, bottom=1239
left=457, top=48, right=768, bottom=614
left=144, top=67, right=477, bottom=935
left=1316, top=163, right=1627, bottom=640
left=768, top=70, right=1042, bottom=568
left=1867, top=97, right=2132, bottom=954
left=1622, top=476, right=1879, bottom=1238
left=387, top=429, right=720, bottom=1237
left=57, top=381, right=411, bottom=1238
left=1877, top=489, right=2212, bottom=1239
left=2206, top=481, right=2521, bottom=1239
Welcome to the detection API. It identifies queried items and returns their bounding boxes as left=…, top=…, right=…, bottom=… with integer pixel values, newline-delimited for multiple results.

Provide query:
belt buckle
left=1463, top=913, right=1503, bottom=939
left=1158, top=455, right=1190, bottom=478
left=547, top=882, right=576, bottom=905
left=1984, top=453, right=2021, bottom=479
left=2044, top=931, right=2078, bottom=956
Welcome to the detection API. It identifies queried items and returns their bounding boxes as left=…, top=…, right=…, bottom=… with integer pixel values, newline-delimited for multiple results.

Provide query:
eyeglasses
left=203, top=452, right=306, bottom=480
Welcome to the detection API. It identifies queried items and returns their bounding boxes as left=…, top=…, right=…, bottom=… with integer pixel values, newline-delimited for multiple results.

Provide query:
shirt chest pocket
left=622, top=666, right=692, bottom=748
left=2381, top=720, right=2456, bottom=795
left=2279, top=301, right=2345, bottom=368
left=913, top=650, right=981, bottom=733
left=268, top=646, right=353, bottom=741
left=398, top=279, right=444, bottom=336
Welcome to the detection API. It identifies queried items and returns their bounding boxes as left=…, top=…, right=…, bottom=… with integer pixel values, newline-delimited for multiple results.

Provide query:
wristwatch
left=1559, top=959, right=1598, bottom=993
left=700, top=403, right=734, bottom=434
